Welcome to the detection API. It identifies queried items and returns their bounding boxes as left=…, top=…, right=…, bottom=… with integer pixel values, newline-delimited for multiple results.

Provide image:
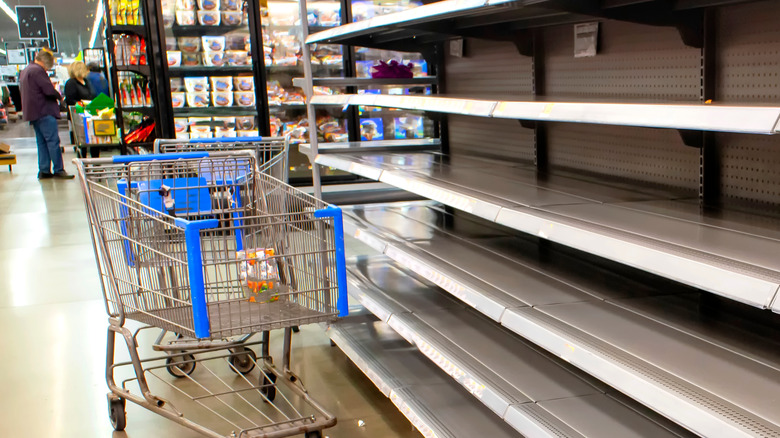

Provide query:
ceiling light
left=0, top=48, right=5, bottom=55
left=88, top=0, right=103, bottom=48
left=0, top=0, right=18, bottom=24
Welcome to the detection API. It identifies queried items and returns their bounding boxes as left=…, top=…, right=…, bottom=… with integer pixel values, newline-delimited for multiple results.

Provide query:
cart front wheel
left=305, top=431, right=322, bottom=438
left=260, top=370, right=277, bottom=402
left=108, top=398, right=126, bottom=431
left=166, top=353, right=196, bottom=378
left=228, top=347, right=256, bottom=374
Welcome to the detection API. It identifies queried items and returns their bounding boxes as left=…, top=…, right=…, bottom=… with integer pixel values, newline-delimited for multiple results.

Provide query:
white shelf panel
left=310, top=94, right=780, bottom=135
left=341, top=201, right=780, bottom=437
left=293, top=77, right=438, bottom=88
left=314, top=151, right=780, bottom=310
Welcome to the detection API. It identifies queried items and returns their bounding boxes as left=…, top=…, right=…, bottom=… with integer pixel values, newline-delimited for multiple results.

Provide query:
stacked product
left=114, top=34, right=147, bottom=66
left=173, top=115, right=259, bottom=140
left=109, top=0, right=143, bottom=25
left=170, top=76, right=255, bottom=109
left=117, top=72, right=152, bottom=108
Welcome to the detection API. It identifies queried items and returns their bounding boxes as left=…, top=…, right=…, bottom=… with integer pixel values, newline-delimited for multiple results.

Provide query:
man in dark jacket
left=19, top=49, right=74, bottom=179
left=86, top=63, right=109, bottom=98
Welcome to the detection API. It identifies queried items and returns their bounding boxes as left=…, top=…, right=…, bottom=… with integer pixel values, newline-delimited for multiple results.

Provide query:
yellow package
left=117, top=0, right=127, bottom=25
left=130, top=0, right=140, bottom=25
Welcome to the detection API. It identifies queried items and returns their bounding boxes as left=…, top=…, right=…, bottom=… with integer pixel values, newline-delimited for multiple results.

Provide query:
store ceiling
left=0, top=0, right=102, bottom=56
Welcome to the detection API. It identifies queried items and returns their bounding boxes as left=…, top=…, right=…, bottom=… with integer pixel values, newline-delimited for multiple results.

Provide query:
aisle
left=0, top=122, right=420, bottom=438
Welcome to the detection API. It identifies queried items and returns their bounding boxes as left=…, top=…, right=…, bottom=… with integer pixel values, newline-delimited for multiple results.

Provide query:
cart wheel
left=228, top=347, right=256, bottom=375
left=305, top=431, right=322, bottom=438
left=166, top=353, right=196, bottom=378
left=292, top=326, right=300, bottom=333
left=108, top=397, right=126, bottom=431
left=260, top=369, right=277, bottom=403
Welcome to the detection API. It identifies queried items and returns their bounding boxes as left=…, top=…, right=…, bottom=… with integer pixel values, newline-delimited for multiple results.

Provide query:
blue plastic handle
left=190, top=136, right=265, bottom=144
left=113, top=152, right=209, bottom=163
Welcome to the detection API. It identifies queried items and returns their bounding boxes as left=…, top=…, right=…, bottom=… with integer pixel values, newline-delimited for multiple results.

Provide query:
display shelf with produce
left=103, top=0, right=163, bottom=153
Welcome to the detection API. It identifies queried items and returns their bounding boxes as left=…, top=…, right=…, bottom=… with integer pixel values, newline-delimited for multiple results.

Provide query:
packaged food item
left=201, top=36, right=226, bottom=52
left=226, top=34, right=249, bottom=51
left=177, top=37, right=200, bottom=53
left=197, top=10, right=220, bottom=26
left=226, top=51, right=248, bottom=66
left=166, top=51, right=182, bottom=67
left=238, top=248, right=279, bottom=302
left=176, top=10, right=196, bottom=25
left=234, top=91, right=255, bottom=107
left=184, top=77, right=208, bottom=92
left=174, top=117, right=189, bottom=133
left=170, top=78, right=184, bottom=92
left=213, top=117, right=236, bottom=129
left=190, top=123, right=212, bottom=133
left=190, top=131, right=213, bottom=139
left=175, top=132, right=190, bottom=140
left=233, top=76, right=254, bottom=91
left=237, top=130, right=260, bottom=137
left=188, top=117, right=212, bottom=130
left=182, top=53, right=201, bottom=66
left=176, top=0, right=195, bottom=10
left=187, top=92, right=210, bottom=107
left=197, top=0, right=220, bottom=10
left=202, top=51, right=225, bottom=66
left=221, top=11, right=242, bottom=25
left=165, top=39, right=178, bottom=51
left=221, top=0, right=240, bottom=11
left=210, top=77, right=233, bottom=92
left=215, top=127, right=237, bottom=138
left=235, top=116, right=255, bottom=130
left=171, top=92, right=186, bottom=108
left=212, top=91, right=234, bottom=107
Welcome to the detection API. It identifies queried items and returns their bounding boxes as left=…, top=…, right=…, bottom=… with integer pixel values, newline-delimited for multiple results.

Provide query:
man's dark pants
left=31, top=115, right=63, bottom=174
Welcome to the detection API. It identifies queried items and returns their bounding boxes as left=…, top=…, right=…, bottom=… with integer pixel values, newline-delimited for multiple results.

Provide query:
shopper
left=19, top=49, right=74, bottom=179
left=64, top=61, right=95, bottom=106
left=86, top=63, right=109, bottom=97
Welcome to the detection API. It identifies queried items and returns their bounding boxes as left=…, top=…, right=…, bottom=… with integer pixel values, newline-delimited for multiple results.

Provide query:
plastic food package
left=187, top=92, right=210, bottom=107
left=197, top=0, right=220, bottom=10
left=171, top=92, right=185, bottom=108
left=176, top=0, right=195, bottom=10
left=226, top=51, right=248, bottom=66
left=237, top=248, right=279, bottom=302
left=166, top=51, right=182, bottom=67
left=175, top=132, right=190, bottom=140
left=182, top=53, right=201, bottom=66
left=221, top=0, right=240, bottom=11
left=201, top=36, right=226, bottom=52
left=190, top=124, right=212, bottom=134
left=234, top=91, right=255, bottom=107
left=233, top=76, right=254, bottom=91
left=212, top=91, right=234, bottom=107
left=175, top=10, right=195, bottom=25
left=221, top=11, right=242, bottom=25
left=237, top=130, right=260, bottom=137
left=188, top=117, right=212, bottom=130
left=198, top=10, right=221, bottom=26
left=184, top=77, right=208, bottom=92
left=170, top=78, right=184, bottom=92
left=174, top=117, right=188, bottom=133
left=190, top=131, right=213, bottom=139
left=213, top=116, right=236, bottom=129
left=235, top=116, right=255, bottom=130
left=203, top=51, right=225, bottom=66
left=215, top=127, right=236, bottom=138
left=177, top=37, right=200, bottom=53
left=210, top=77, right=233, bottom=92
left=165, top=38, right=178, bottom=51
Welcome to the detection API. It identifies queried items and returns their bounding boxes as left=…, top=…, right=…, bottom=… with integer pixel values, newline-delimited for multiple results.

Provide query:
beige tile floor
left=0, top=122, right=420, bottom=438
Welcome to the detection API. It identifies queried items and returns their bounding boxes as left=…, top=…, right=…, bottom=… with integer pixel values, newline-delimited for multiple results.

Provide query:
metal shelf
left=117, top=105, right=155, bottom=117
left=301, top=139, right=439, bottom=155
left=342, top=201, right=780, bottom=437
left=111, top=25, right=147, bottom=36
left=168, top=66, right=253, bottom=77
left=328, top=312, right=522, bottom=438
left=311, top=94, right=780, bottom=135
left=172, top=107, right=258, bottom=117
left=169, top=25, right=248, bottom=36
left=313, top=150, right=780, bottom=309
left=116, top=65, right=151, bottom=76
left=293, top=76, right=438, bottom=88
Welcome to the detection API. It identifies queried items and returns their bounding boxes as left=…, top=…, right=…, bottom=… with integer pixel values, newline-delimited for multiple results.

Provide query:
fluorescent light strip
left=88, top=0, right=104, bottom=48
left=0, top=0, right=18, bottom=24
left=0, top=48, right=5, bottom=55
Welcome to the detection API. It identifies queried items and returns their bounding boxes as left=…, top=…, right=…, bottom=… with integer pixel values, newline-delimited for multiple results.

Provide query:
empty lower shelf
left=310, top=149, right=780, bottom=310
left=341, top=201, right=780, bottom=437
left=344, top=256, right=697, bottom=438
left=327, top=311, right=522, bottom=438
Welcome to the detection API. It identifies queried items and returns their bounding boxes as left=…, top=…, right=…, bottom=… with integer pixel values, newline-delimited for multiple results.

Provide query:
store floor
left=0, top=122, right=421, bottom=438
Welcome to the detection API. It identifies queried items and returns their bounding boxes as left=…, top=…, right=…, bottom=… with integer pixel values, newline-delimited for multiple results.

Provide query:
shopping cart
left=155, top=136, right=290, bottom=182
left=75, top=150, right=347, bottom=438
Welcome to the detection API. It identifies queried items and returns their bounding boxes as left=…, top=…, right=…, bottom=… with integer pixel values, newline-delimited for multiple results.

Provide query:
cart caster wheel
left=166, top=353, right=196, bottom=378
left=108, top=397, right=126, bottom=431
left=260, top=370, right=277, bottom=402
left=229, top=347, right=256, bottom=375
left=292, top=326, right=300, bottom=333
left=305, top=431, right=322, bottom=438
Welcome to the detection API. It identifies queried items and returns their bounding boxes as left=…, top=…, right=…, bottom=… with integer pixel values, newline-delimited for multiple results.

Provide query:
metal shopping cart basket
left=75, top=150, right=347, bottom=438
left=155, top=136, right=290, bottom=182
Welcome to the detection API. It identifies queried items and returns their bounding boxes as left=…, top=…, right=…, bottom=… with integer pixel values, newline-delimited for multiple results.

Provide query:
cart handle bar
left=74, top=150, right=255, bottom=166
left=189, top=136, right=270, bottom=144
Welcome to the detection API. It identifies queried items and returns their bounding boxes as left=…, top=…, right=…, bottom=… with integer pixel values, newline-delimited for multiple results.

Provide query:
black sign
left=47, top=23, right=58, bottom=52
left=16, top=6, right=49, bottom=40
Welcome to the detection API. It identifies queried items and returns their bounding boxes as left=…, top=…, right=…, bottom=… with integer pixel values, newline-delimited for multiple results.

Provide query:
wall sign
left=16, top=6, right=49, bottom=40
left=7, top=49, right=27, bottom=65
